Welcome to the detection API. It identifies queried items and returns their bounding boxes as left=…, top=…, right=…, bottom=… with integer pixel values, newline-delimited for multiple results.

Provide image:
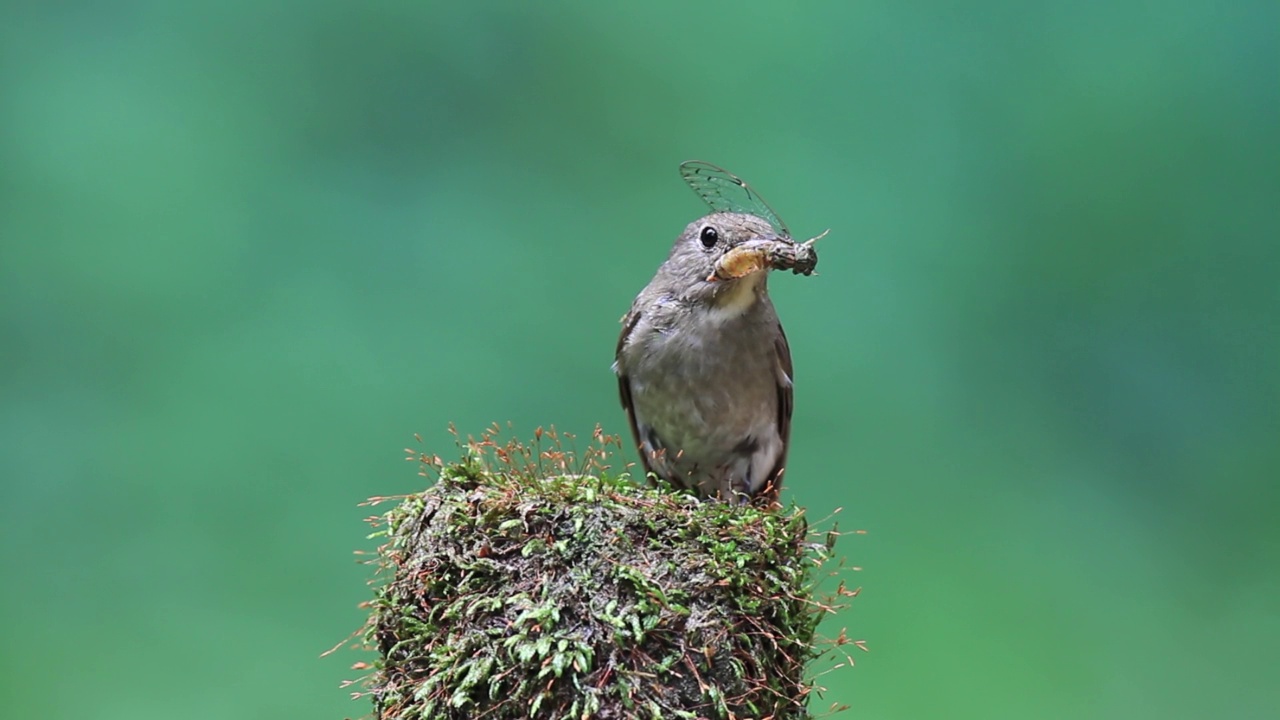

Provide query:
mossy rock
left=364, top=444, right=836, bottom=719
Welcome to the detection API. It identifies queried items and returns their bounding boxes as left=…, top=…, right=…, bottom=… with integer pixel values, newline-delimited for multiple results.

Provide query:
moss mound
left=362, top=428, right=845, bottom=720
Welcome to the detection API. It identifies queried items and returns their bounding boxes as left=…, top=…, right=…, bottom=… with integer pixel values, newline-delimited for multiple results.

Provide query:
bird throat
left=704, top=272, right=765, bottom=322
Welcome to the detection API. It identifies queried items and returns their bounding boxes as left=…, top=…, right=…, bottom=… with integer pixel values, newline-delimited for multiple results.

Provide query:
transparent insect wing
left=679, top=160, right=790, bottom=238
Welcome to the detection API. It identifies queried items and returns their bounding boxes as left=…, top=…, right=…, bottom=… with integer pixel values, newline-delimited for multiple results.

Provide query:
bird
left=613, top=162, right=818, bottom=503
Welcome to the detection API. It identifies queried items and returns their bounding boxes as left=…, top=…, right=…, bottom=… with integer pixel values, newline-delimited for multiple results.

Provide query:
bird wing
left=761, top=321, right=794, bottom=502
left=614, top=309, right=655, bottom=481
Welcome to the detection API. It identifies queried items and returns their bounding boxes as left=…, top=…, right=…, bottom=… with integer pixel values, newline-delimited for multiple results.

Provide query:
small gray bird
left=613, top=162, right=818, bottom=503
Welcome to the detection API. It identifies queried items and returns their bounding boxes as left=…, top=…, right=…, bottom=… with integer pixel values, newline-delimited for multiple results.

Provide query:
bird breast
left=622, top=300, right=780, bottom=460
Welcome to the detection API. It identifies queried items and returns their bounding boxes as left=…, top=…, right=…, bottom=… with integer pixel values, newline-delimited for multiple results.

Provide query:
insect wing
left=679, top=160, right=790, bottom=238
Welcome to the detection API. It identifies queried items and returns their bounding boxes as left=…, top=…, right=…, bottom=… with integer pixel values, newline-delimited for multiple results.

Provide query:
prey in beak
left=707, top=229, right=828, bottom=282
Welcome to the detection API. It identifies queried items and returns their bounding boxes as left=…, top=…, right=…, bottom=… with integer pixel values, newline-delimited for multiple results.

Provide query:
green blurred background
left=2, top=1, right=1277, bottom=718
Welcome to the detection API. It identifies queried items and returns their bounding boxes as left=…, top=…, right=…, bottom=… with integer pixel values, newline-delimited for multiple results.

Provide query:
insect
left=707, top=233, right=826, bottom=281
left=679, top=161, right=826, bottom=281
left=709, top=239, right=775, bottom=281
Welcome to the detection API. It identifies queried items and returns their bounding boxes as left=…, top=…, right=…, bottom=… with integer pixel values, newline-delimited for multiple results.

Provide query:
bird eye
left=699, top=226, right=718, bottom=248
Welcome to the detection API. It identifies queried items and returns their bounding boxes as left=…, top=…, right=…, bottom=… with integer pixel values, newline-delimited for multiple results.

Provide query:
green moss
left=360, top=426, right=851, bottom=719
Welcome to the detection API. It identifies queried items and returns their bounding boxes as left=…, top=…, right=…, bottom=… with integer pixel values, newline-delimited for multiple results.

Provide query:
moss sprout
left=350, top=424, right=860, bottom=719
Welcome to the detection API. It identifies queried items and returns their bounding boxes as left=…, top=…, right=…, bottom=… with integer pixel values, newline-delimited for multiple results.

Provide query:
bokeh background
left=2, top=1, right=1277, bottom=718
